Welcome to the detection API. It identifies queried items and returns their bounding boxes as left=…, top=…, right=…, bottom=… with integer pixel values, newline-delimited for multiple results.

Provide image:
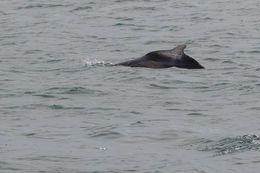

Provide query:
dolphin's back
left=117, top=55, right=172, bottom=68
left=116, top=45, right=204, bottom=69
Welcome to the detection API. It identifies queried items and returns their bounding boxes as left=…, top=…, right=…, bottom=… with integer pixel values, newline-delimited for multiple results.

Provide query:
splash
left=82, top=58, right=113, bottom=67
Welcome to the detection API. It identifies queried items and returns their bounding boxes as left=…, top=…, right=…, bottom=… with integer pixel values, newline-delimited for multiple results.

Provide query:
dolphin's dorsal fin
left=154, top=44, right=187, bottom=59
left=171, top=44, right=186, bottom=56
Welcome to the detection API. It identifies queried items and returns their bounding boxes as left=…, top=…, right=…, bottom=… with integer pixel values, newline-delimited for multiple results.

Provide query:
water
left=1, top=0, right=260, bottom=172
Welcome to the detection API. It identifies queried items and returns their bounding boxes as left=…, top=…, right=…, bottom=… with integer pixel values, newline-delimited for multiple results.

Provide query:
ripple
left=17, top=4, right=67, bottom=9
left=87, top=124, right=123, bottom=139
left=131, top=121, right=144, bottom=126
left=24, top=91, right=36, bottom=94
left=23, top=104, right=85, bottom=110
left=19, top=156, right=80, bottom=162
left=187, top=112, right=207, bottom=116
left=222, top=60, right=235, bottom=64
left=45, top=59, right=63, bottom=63
left=49, top=105, right=85, bottom=110
left=62, top=87, right=92, bottom=94
left=23, top=133, right=37, bottom=136
left=133, top=6, right=157, bottom=11
left=89, top=107, right=120, bottom=113
left=0, top=162, right=22, bottom=171
left=115, top=17, right=134, bottom=21
left=24, top=49, right=43, bottom=55
left=89, top=131, right=122, bottom=139
left=49, top=104, right=65, bottom=110
left=33, top=94, right=56, bottom=98
left=0, top=11, right=7, bottom=15
left=149, top=83, right=175, bottom=89
left=113, top=23, right=135, bottom=27
left=62, top=87, right=106, bottom=95
left=194, top=135, right=260, bottom=156
left=70, top=6, right=92, bottom=12
left=248, top=107, right=260, bottom=111
left=47, top=87, right=108, bottom=96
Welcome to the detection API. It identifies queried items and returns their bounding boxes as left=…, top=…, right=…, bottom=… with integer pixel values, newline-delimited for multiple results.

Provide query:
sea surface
left=1, top=0, right=260, bottom=172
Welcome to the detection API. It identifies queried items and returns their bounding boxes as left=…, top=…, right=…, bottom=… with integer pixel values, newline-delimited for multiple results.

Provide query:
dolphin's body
left=116, top=45, right=204, bottom=69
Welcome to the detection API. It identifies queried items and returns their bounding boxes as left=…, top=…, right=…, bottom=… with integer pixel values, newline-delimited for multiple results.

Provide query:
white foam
left=82, top=58, right=113, bottom=67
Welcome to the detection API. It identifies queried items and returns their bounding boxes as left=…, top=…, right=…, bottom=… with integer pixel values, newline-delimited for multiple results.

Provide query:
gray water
left=1, top=0, right=260, bottom=172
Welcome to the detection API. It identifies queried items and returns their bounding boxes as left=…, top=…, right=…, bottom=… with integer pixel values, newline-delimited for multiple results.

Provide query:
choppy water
left=1, top=0, right=260, bottom=172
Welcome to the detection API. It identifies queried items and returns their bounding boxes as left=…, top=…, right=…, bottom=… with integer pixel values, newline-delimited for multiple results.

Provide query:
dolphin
left=116, top=45, right=204, bottom=69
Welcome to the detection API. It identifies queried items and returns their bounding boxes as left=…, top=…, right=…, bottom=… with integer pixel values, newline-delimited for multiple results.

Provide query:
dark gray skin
left=116, top=45, right=204, bottom=69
